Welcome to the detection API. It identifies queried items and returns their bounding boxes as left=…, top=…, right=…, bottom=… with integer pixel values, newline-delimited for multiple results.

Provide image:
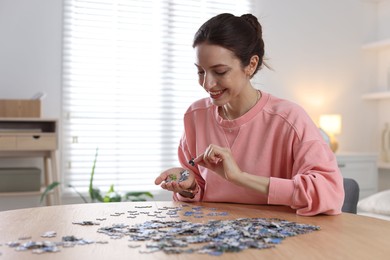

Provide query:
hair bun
left=241, top=14, right=262, bottom=36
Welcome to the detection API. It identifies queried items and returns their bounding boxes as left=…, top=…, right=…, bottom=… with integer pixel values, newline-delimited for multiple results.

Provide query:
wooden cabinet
left=336, top=153, right=378, bottom=199
left=0, top=118, right=60, bottom=205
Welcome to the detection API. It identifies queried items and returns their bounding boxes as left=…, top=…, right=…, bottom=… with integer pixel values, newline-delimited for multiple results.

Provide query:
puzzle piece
left=96, top=218, right=320, bottom=256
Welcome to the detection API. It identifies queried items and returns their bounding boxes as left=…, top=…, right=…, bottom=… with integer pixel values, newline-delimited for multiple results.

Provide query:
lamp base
left=329, top=137, right=338, bottom=153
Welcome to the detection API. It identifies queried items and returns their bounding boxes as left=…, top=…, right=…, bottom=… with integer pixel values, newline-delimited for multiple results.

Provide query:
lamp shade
left=319, top=114, right=342, bottom=135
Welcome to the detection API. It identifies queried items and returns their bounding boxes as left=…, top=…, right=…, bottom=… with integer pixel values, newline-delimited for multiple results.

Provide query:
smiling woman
left=154, top=13, right=344, bottom=216
left=61, top=0, right=254, bottom=198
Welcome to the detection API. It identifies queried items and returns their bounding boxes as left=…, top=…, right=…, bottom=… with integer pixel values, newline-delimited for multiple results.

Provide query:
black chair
left=342, top=178, right=360, bottom=214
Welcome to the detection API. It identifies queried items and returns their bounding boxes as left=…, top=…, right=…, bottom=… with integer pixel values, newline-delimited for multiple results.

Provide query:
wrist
left=234, top=172, right=270, bottom=194
left=178, top=181, right=199, bottom=199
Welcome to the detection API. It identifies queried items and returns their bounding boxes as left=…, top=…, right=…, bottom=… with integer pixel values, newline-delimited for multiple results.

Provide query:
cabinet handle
left=338, top=163, right=346, bottom=168
left=33, top=135, right=41, bottom=139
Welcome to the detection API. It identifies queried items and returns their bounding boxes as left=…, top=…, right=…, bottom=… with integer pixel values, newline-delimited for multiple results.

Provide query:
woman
left=155, top=13, right=344, bottom=216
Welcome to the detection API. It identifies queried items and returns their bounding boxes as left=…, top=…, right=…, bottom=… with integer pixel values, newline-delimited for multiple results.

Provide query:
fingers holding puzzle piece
left=165, top=170, right=190, bottom=183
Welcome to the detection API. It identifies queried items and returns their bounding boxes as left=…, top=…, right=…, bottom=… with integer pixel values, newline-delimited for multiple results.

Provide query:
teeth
left=209, top=90, right=223, bottom=95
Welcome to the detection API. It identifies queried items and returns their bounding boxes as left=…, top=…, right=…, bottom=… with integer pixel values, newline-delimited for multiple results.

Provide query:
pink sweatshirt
left=174, top=91, right=344, bottom=216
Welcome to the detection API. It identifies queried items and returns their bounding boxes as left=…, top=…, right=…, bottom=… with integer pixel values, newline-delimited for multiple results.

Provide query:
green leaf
left=123, top=191, right=154, bottom=201
left=107, top=184, right=115, bottom=193
left=103, top=184, right=121, bottom=202
left=88, top=148, right=99, bottom=201
left=68, top=184, right=88, bottom=203
left=90, top=187, right=103, bottom=202
left=103, top=194, right=121, bottom=202
left=40, top=181, right=60, bottom=204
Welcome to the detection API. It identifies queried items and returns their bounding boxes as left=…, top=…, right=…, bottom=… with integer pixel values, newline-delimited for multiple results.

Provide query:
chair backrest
left=342, top=178, right=360, bottom=214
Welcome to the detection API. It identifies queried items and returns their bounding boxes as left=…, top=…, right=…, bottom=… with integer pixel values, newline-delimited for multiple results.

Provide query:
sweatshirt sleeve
left=172, top=132, right=205, bottom=202
left=268, top=140, right=345, bottom=216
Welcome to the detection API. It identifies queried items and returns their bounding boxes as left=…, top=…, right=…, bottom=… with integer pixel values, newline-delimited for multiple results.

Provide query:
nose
left=202, top=72, right=216, bottom=90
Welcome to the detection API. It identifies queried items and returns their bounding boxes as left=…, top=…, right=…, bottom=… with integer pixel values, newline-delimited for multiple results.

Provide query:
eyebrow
left=194, top=63, right=229, bottom=69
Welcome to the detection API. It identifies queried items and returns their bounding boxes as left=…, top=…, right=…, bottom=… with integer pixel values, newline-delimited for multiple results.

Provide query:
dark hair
left=193, top=13, right=265, bottom=76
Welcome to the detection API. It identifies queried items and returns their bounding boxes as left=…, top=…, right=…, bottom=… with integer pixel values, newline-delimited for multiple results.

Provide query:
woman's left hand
left=196, top=144, right=242, bottom=183
left=155, top=167, right=196, bottom=193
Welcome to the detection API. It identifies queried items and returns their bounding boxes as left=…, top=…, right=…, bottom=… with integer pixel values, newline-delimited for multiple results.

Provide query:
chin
left=209, top=97, right=224, bottom=107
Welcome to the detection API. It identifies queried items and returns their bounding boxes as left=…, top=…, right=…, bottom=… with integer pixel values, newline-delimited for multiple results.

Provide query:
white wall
left=0, top=0, right=62, bottom=117
left=0, top=0, right=388, bottom=210
left=252, top=0, right=380, bottom=152
left=378, top=0, right=390, bottom=40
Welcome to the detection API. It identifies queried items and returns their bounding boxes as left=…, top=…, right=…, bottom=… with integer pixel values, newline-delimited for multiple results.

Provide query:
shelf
left=362, top=38, right=390, bottom=50
left=0, top=187, right=51, bottom=197
left=362, top=90, right=390, bottom=100
left=378, top=162, right=390, bottom=170
left=0, top=118, right=60, bottom=205
left=0, top=191, right=41, bottom=196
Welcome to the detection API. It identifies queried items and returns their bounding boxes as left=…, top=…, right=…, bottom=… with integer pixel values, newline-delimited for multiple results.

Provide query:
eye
left=197, top=70, right=205, bottom=76
left=215, top=71, right=227, bottom=76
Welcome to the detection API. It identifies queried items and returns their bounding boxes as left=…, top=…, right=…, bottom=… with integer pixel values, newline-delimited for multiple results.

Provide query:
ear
left=245, top=55, right=259, bottom=77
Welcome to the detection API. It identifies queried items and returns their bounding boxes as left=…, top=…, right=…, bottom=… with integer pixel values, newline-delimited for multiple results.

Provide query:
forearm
left=232, top=172, right=270, bottom=195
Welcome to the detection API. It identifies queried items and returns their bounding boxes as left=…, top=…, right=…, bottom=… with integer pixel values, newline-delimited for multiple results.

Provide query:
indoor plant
left=40, top=148, right=153, bottom=203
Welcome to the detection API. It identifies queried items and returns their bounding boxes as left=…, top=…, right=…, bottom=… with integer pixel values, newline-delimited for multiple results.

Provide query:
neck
left=223, top=89, right=260, bottom=120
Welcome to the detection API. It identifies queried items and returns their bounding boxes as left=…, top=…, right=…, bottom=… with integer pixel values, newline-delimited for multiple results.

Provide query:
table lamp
left=319, top=114, right=342, bottom=152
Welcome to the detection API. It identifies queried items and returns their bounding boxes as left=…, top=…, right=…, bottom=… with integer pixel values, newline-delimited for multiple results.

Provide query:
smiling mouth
left=208, top=89, right=225, bottom=99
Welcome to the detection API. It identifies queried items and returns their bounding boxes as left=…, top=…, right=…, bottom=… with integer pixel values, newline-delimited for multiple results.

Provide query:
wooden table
left=0, top=201, right=389, bottom=259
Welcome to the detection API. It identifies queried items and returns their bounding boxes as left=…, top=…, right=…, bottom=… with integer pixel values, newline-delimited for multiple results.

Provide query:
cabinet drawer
left=16, top=135, right=57, bottom=150
left=338, top=161, right=377, bottom=189
left=0, top=136, right=17, bottom=150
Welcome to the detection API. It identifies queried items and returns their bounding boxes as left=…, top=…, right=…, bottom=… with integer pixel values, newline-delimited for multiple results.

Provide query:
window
left=62, top=0, right=253, bottom=194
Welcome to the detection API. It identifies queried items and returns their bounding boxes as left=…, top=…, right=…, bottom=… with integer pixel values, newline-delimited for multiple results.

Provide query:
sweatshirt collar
left=214, top=91, right=270, bottom=128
